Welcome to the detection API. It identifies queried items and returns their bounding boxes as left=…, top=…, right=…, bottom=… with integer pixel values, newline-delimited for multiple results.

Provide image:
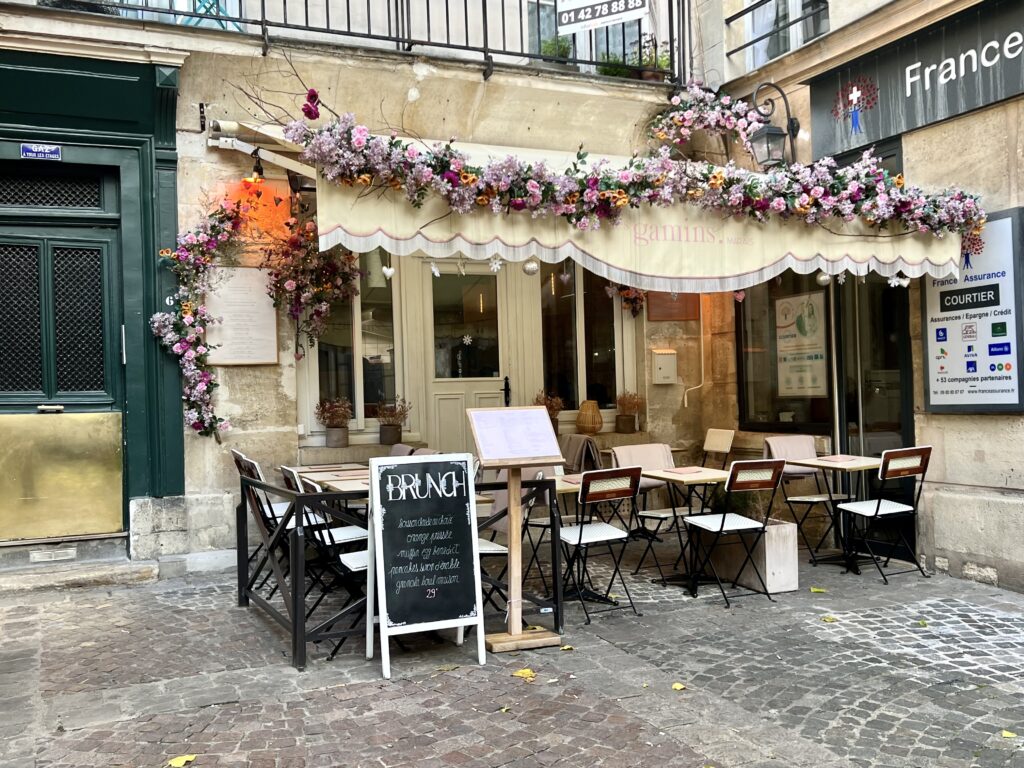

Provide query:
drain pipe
left=683, top=296, right=705, bottom=407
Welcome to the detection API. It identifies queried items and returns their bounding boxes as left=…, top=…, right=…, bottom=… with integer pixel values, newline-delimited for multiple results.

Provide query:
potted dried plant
left=377, top=397, right=412, bottom=445
left=316, top=397, right=353, bottom=448
left=533, top=390, right=565, bottom=435
left=615, top=391, right=644, bottom=434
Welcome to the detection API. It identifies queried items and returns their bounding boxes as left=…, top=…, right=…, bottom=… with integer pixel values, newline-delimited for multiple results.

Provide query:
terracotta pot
left=379, top=424, right=402, bottom=445
left=325, top=426, right=349, bottom=448
left=576, top=400, right=602, bottom=435
left=615, top=414, right=637, bottom=434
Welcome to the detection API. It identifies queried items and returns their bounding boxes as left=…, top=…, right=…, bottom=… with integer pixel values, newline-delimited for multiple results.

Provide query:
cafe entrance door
left=0, top=224, right=124, bottom=541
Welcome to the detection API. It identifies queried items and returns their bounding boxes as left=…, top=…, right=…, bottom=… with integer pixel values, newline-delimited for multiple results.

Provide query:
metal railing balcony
left=35, top=0, right=687, bottom=83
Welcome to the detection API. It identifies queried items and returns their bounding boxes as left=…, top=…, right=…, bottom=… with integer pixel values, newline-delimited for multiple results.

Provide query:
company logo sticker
left=936, top=328, right=948, bottom=342
left=992, top=321, right=1008, bottom=338
left=989, top=343, right=1012, bottom=356
left=962, top=322, right=978, bottom=341
left=967, top=361, right=977, bottom=373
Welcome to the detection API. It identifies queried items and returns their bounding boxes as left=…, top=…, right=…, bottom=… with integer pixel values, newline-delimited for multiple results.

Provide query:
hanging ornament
left=457, top=258, right=467, bottom=276
left=462, top=335, right=473, bottom=346
left=522, top=258, right=540, bottom=276
left=489, top=255, right=503, bottom=273
left=836, top=272, right=847, bottom=285
left=815, top=271, right=832, bottom=286
left=430, top=261, right=441, bottom=278
left=559, top=271, right=572, bottom=286
left=733, top=290, right=746, bottom=302
left=382, top=265, right=395, bottom=280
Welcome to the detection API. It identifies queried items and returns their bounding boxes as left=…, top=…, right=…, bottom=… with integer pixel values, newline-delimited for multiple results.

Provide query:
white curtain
left=749, top=0, right=777, bottom=70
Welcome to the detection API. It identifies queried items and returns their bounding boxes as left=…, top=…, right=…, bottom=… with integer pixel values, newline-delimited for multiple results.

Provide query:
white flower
left=836, top=272, right=846, bottom=284
left=462, top=335, right=473, bottom=346
left=489, top=256, right=503, bottom=273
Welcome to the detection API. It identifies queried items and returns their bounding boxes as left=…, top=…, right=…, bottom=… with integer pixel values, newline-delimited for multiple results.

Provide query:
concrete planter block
left=707, top=519, right=798, bottom=594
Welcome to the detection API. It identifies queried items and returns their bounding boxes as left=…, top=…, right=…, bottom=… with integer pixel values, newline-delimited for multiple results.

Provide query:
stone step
left=0, top=558, right=158, bottom=594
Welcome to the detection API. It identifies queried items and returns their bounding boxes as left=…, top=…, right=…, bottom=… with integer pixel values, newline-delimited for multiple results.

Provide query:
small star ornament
left=462, top=335, right=473, bottom=346
left=489, top=256, right=503, bottom=273
left=836, top=272, right=847, bottom=285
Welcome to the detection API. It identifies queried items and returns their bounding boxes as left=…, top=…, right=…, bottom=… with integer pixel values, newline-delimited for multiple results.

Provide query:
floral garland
left=284, top=90, right=985, bottom=246
left=607, top=284, right=646, bottom=317
left=150, top=201, right=246, bottom=436
left=648, top=81, right=767, bottom=153
left=262, top=217, right=362, bottom=357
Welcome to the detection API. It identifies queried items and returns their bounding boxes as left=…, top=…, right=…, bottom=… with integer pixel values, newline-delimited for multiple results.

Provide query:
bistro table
left=784, top=454, right=882, bottom=572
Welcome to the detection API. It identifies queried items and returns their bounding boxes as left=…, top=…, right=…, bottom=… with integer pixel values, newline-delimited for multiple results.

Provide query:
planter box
left=702, top=519, right=798, bottom=594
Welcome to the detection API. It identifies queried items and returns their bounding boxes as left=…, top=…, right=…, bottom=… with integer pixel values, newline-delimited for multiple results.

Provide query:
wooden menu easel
left=467, top=407, right=564, bottom=652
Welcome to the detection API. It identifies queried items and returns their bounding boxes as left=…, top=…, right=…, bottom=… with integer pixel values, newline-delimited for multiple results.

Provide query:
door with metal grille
left=0, top=227, right=123, bottom=541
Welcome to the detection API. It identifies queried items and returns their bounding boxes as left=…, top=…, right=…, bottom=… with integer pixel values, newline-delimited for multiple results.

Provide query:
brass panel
left=0, top=413, right=123, bottom=540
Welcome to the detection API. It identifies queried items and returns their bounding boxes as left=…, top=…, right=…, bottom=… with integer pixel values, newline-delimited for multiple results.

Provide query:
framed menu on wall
left=205, top=267, right=279, bottom=365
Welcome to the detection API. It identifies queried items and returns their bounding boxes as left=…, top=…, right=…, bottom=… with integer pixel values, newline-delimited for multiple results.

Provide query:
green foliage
left=540, top=35, right=573, bottom=60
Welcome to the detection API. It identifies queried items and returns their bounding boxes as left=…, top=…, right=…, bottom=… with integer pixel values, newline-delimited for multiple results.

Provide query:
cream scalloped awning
left=317, top=180, right=960, bottom=293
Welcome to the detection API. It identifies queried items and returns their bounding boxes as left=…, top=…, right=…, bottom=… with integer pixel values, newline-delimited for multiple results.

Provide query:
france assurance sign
left=556, top=0, right=649, bottom=36
left=924, top=209, right=1024, bottom=413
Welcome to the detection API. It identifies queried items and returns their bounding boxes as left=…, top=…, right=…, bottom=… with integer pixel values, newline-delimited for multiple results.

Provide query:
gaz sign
left=20, top=143, right=62, bottom=161
left=556, top=0, right=649, bottom=36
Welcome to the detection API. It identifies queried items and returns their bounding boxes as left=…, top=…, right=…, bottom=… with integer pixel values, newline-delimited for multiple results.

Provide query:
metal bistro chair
left=559, top=466, right=642, bottom=624
left=837, top=446, right=932, bottom=585
left=684, top=459, right=785, bottom=608
left=684, top=428, right=736, bottom=512
left=764, top=435, right=848, bottom=564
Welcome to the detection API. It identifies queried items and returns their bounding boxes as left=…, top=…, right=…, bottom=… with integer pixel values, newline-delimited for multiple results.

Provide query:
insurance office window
left=317, top=249, right=396, bottom=422
left=736, top=272, right=832, bottom=432
left=539, top=262, right=618, bottom=410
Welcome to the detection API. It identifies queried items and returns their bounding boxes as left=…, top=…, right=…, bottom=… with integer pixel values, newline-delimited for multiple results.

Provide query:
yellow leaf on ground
left=168, top=757, right=197, bottom=768
left=821, top=615, right=838, bottom=623
left=512, top=668, right=537, bottom=681
left=917, top=620, right=928, bottom=627
left=435, top=663, right=460, bottom=671
left=671, top=682, right=686, bottom=691
left=809, top=587, right=828, bottom=593
left=642, top=683, right=649, bottom=689
left=1001, top=730, right=1017, bottom=739
left=524, top=625, right=543, bottom=631
left=560, top=645, right=574, bottom=651
left=499, top=706, right=511, bottom=713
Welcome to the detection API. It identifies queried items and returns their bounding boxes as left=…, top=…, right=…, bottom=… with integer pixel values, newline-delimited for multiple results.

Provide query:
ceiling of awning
left=316, top=181, right=961, bottom=293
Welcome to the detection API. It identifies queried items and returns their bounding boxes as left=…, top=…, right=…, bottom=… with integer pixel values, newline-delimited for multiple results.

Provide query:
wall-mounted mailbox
left=651, top=349, right=677, bottom=384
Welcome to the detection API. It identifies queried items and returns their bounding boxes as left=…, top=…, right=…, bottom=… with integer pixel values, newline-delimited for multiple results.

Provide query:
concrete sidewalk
left=1, top=550, right=1022, bottom=768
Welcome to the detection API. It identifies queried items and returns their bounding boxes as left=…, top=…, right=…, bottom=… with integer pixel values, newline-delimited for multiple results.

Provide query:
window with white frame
left=539, top=262, right=631, bottom=411
left=307, top=249, right=397, bottom=433
left=747, top=0, right=829, bottom=70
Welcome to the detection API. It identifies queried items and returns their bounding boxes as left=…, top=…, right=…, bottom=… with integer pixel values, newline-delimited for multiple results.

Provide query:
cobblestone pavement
left=2, top=543, right=1023, bottom=768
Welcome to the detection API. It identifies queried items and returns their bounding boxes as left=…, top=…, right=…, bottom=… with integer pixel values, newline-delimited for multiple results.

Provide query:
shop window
left=310, top=249, right=396, bottom=427
left=736, top=272, right=833, bottom=433
left=748, top=0, right=829, bottom=70
left=540, top=262, right=625, bottom=411
left=431, top=274, right=500, bottom=379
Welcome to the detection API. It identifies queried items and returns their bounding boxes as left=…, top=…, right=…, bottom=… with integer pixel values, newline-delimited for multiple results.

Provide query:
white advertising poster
left=205, top=267, right=279, bottom=365
left=556, top=0, right=649, bottom=36
left=925, top=215, right=1021, bottom=410
left=775, top=292, right=828, bottom=398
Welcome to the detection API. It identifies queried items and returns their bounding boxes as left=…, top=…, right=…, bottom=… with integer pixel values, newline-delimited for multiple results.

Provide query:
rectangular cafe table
left=784, top=455, right=882, bottom=571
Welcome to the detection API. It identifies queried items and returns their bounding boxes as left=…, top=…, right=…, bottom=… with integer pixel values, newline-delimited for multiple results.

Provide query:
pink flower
left=406, top=146, right=420, bottom=160
left=770, top=197, right=787, bottom=212
left=284, top=279, right=297, bottom=291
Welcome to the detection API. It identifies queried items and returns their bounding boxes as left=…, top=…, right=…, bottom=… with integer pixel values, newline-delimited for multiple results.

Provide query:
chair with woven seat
left=609, top=443, right=685, bottom=582
left=559, top=466, right=642, bottom=624
left=764, top=435, right=848, bottom=564
left=684, top=459, right=785, bottom=607
left=837, top=446, right=932, bottom=584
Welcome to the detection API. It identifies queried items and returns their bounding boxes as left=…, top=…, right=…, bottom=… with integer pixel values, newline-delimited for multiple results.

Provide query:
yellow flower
left=708, top=171, right=725, bottom=189
left=655, top=131, right=668, bottom=140
left=687, top=188, right=704, bottom=199
left=357, top=173, right=373, bottom=186
left=459, top=171, right=478, bottom=186
left=894, top=173, right=905, bottom=188
left=180, top=302, right=193, bottom=317
left=652, top=175, right=666, bottom=187
left=475, top=194, right=492, bottom=207
left=565, top=192, right=579, bottom=205
left=599, top=190, right=611, bottom=201
left=389, top=177, right=403, bottom=190
left=159, top=248, right=173, bottom=257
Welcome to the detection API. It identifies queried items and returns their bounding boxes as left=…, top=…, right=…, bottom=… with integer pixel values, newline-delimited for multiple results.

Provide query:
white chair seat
left=782, top=466, right=818, bottom=478
left=326, top=525, right=368, bottom=544
left=478, top=538, right=508, bottom=555
left=638, top=477, right=666, bottom=493
left=638, top=507, right=684, bottom=520
left=838, top=499, right=913, bottom=517
left=685, top=512, right=763, bottom=533
left=788, top=493, right=849, bottom=504
left=559, top=522, right=628, bottom=546
left=338, top=550, right=369, bottom=572
left=270, top=501, right=292, bottom=517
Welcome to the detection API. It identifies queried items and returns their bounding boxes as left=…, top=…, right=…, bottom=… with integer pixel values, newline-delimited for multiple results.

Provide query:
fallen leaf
left=821, top=615, right=838, bottom=623
left=609, top=594, right=621, bottom=600
left=560, top=645, right=574, bottom=651
left=499, top=706, right=511, bottom=713
left=546, top=678, right=559, bottom=684
left=671, top=682, right=686, bottom=691
left=642, top=683, right=649, bottom=688
left=1001, top=730, right=1017, bottom=739
left=435, top=663, right=460, bottom=672
left=917, top=620, right=928, bottom=628
left=524, top=625, right=542, bottom=631
left=512, top=668, right=537, bottom=681
left=168, top=757, right=197, bottom=768
left=809, top=587, right=828, bottom=593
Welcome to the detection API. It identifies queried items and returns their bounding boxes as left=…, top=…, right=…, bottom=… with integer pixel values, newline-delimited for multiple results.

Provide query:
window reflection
left=432, top=274, right=500, bottom=378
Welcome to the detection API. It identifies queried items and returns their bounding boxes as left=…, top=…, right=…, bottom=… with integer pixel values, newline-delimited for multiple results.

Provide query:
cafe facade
left=1, top=0, right=1009, bottom=593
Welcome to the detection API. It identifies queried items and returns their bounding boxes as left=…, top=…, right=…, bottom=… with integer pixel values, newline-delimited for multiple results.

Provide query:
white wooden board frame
left=205, top=266, right=279, bottom=366
left=366, top=453, right=486, bottom=679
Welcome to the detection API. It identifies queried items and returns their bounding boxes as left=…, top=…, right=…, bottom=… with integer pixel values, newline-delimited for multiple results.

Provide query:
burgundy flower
left=306, top=88, right=319, bottom=104
left=301, top=101, right=320, bottom=120
left=510, top=198, right=527, bottom=211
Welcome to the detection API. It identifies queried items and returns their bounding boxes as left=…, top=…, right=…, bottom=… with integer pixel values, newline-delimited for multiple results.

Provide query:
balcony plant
left=377, top=397, right=412, bottom=445
left=615, top=391, right=644, bottom=434
left=316, top=397, right=353, bottom=448
left=635, top=34, right=671, bottom=81
left=596, top=53, right=637, bottom=79
left=533, top=390, right=565, bottom=434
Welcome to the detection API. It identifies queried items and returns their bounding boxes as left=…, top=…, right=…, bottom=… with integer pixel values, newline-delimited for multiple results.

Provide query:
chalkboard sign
left=366, top=453, right=485, bottom=678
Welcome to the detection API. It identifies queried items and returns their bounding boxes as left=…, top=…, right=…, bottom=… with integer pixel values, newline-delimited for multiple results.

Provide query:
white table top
left=786, top=455, right=882, bottom=472
left=642, top=467, right=730, bottom=485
